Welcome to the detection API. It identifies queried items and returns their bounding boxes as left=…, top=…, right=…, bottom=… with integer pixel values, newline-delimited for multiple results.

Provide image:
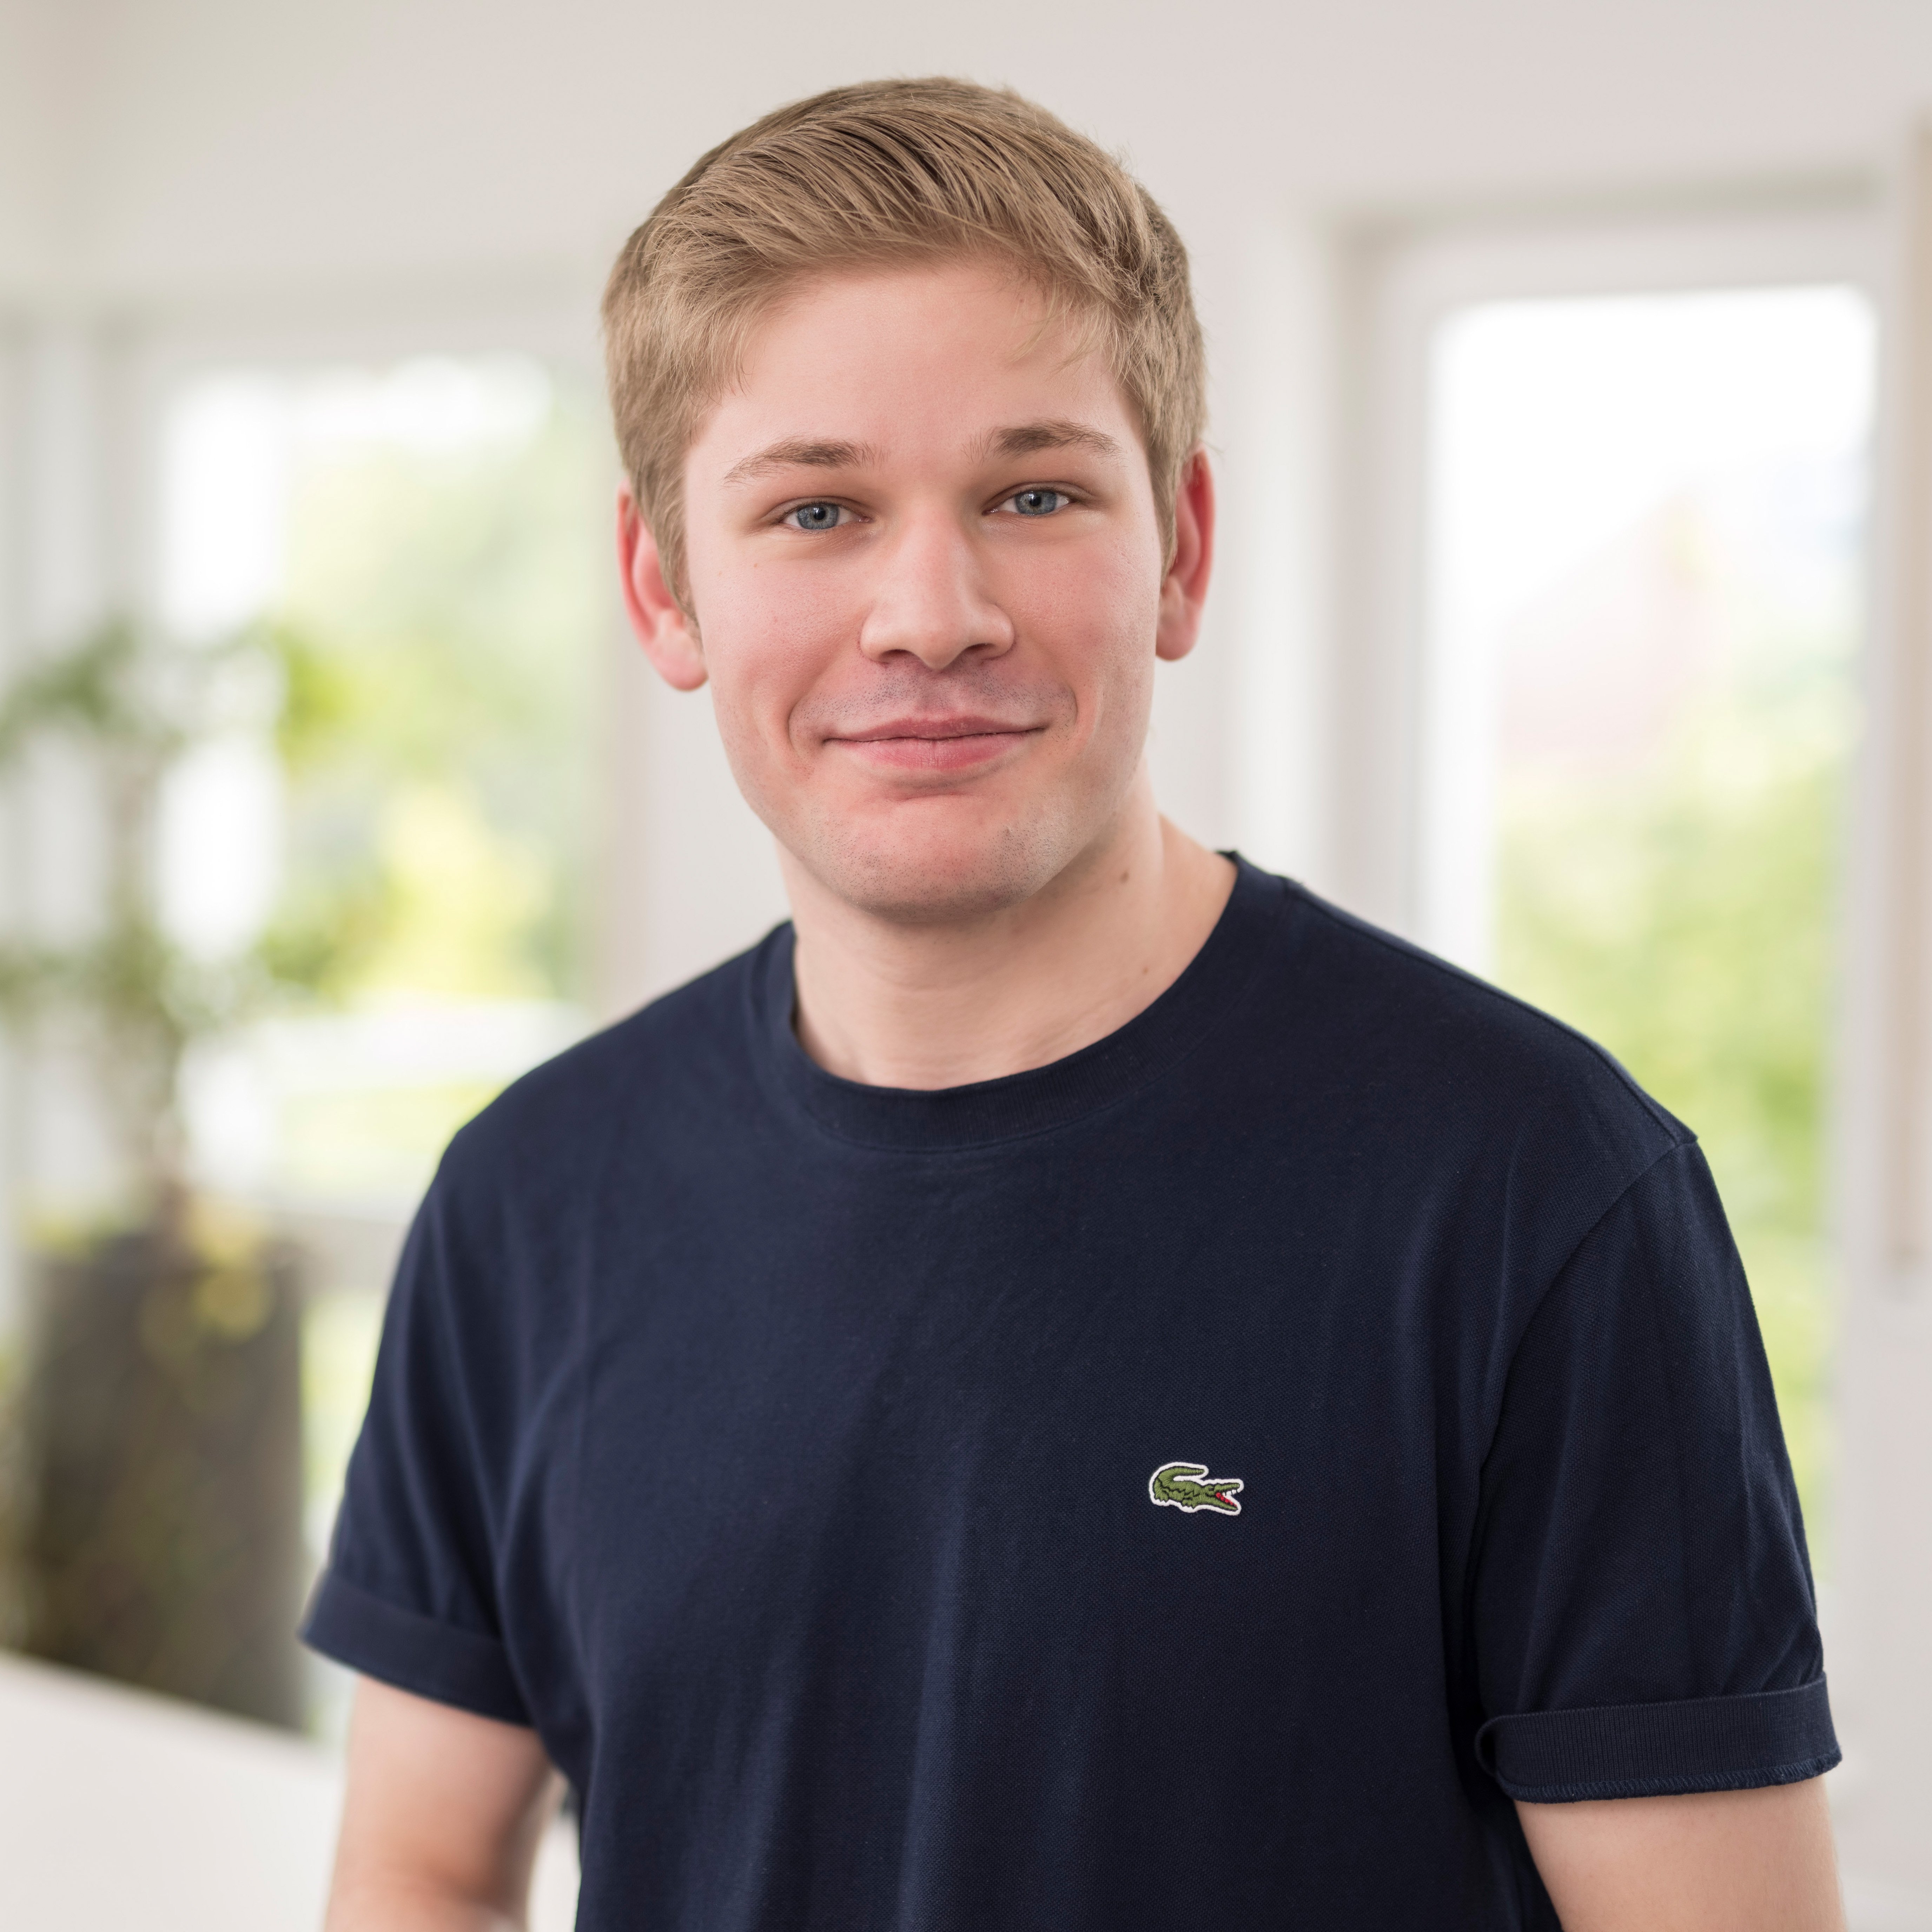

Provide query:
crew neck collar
left=752, top=855, right=1289, bottom=1152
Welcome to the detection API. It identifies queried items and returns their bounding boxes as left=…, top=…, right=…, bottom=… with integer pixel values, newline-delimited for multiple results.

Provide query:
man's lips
left=835, top=714, right=1039, bottom=742
left=825, top=715, right=1044, bottom=773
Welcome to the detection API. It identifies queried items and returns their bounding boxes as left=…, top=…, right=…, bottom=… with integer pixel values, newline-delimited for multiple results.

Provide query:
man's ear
left=617, top=482, right=707, bottom=692
left=1154, top=447, right=1216, bottom=664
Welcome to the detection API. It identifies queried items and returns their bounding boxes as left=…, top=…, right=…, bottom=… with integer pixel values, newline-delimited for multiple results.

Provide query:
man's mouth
left=827, top=714, right=1043, bottom=773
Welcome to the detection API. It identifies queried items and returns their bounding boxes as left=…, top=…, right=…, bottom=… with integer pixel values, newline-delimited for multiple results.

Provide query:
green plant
left=0, top=617, right=301, bottom=1218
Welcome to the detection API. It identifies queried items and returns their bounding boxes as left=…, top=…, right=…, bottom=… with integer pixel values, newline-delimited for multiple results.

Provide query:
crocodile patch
left=1149, top=1461, right=1243, bottom=1516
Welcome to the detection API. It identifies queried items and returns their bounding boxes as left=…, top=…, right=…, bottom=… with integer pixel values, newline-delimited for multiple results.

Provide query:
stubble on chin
left=790, top=801, right=1077, bottom=928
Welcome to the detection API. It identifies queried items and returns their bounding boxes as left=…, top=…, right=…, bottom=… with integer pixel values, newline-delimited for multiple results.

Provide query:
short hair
left=602, top=77, right=1208, bottom=602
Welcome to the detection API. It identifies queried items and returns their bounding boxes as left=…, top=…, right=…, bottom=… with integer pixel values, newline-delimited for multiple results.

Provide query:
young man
left=306, top=79, right=1846, bottom=1931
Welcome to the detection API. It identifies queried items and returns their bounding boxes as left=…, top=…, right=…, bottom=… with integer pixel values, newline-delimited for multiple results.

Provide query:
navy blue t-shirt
left=304, top=860, right=1836, bottom=1930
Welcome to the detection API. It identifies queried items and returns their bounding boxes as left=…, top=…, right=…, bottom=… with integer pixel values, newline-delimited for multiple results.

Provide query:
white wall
left=34, top=0, right=1932, bottom=297
left=0, top=2, right=68, bottom=302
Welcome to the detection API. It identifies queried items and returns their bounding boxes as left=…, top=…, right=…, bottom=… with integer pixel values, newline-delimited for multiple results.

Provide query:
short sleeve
left=300, top=1176, right=530, bottom=1725
left=1470, top=1140, right=1838, bottom=1802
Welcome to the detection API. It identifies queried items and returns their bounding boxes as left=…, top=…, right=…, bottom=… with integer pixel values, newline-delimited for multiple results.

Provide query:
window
left=156, top=349, right=610, bottom=1726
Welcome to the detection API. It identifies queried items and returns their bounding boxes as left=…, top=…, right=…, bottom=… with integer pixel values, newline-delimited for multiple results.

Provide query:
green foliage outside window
left=264, top=381, right=606, bottom=1015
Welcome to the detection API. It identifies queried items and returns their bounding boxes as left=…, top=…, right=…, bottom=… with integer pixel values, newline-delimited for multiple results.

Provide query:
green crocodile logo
left=1149, top=1461, right=1243, bottom=1516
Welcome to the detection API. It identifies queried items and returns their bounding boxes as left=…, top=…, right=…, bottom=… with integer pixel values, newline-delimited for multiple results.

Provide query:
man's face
left=649, top=259, right=1205, bottom=924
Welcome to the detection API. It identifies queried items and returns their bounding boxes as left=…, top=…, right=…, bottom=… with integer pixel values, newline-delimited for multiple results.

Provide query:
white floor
left=0, top=1651, right=579, bottom=1931
left=1846, top=1879, right=1932, bottom=1932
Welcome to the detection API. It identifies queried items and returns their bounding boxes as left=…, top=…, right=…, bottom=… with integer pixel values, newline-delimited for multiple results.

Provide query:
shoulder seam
left=1285, top=883, right=1690, bottom=1145
left=1471, top=1137, right=1704, bottom=1506
left=1459, top=1139, right=1706, bottom=1650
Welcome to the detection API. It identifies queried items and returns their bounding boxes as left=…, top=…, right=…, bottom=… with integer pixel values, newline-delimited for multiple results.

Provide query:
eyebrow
left=722, top=421, right=1124, bottom=490
left=981, top=419, right=1124, bottom=462
left=720, top=437, right=879, bottom=489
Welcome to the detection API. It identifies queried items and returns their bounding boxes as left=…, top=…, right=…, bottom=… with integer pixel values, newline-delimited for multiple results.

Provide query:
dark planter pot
left=19, top=1226, right=305, bottom=1728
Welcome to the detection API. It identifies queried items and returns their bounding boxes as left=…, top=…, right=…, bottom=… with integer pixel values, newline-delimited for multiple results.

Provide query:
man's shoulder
left=1263, top=876, right=1689, bottom=1179
left=435, top=927, right=782, bottom=1195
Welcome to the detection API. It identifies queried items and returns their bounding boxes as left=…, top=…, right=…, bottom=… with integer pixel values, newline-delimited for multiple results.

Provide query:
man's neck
left=784, top=781, right=1237, bottom=1091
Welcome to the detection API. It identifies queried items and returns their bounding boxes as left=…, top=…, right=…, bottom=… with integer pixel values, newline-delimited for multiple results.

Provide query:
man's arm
left=325, top=1676, right=562, bottom=1932
left=1517, top=1778, right=1844, bottom=1931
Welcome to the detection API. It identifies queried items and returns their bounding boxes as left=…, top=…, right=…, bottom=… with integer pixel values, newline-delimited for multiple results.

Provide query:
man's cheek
left=703, top=679, right=783, bottom=799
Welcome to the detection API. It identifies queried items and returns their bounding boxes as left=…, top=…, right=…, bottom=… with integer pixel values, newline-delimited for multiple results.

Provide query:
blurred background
left=2, top=2, right=1931, bottom=1926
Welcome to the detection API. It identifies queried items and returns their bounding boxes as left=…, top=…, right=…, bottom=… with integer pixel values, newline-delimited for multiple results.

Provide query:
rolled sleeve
left=1469, top=1143, right=1837, bottom=1800
left=300, top=1165, right=532, bottom=1729
left=1477, top=1678, right=1838, bottom=1802
left=302, top=1570, right=529, bottom=1726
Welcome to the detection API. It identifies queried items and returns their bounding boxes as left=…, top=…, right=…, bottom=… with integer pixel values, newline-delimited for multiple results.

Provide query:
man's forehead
left=716, top=419, right=1126, bottom=490
left=691, top=262, right=1135, bottom=476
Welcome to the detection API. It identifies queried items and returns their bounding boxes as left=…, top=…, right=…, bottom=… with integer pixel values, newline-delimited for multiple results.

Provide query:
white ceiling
left=2, top=0, right=1929, bottom=305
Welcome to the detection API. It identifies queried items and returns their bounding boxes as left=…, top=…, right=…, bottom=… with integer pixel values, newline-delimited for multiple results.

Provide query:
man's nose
left=856, top=511, right=1015, bottom=670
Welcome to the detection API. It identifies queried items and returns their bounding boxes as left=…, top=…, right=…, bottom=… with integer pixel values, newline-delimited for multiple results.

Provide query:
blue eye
left=1007, top=488, right=1067, bottom=517
left=788, top=502, right=844, bottom=530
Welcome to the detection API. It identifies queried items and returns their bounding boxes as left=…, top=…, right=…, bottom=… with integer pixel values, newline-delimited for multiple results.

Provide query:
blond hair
left=602, top=77, right=1207, bottom=600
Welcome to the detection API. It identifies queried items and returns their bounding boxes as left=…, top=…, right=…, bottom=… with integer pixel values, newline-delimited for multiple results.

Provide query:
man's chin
left=795, top=814, right=1076, bottom=928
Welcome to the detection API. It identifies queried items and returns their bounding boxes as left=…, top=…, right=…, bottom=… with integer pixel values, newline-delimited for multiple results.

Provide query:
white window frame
left=122, top=282, right=675, bottom=1022
left=1332, top=192, right=1881, bottom=944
